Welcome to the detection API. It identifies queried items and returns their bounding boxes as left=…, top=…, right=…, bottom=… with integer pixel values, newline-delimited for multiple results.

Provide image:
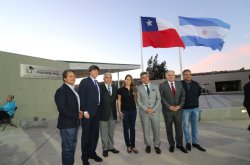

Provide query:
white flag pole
left=178, top=48, right=183, bottom=80
left=177, top=16, right=183, bottom=80
left=139, top=16, right=144, bottom=71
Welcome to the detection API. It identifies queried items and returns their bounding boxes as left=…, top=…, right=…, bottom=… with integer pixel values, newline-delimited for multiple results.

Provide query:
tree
left=146, top=54, right=167, bottom=80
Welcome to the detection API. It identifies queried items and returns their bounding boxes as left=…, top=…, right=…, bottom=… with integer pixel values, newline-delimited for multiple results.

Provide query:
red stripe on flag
left=142, top=29, right=185, bottom=48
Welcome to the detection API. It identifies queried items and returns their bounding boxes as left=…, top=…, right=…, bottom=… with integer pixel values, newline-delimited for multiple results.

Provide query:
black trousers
left=81, top=114, right=100, bottom=161
left=162, top=110, right=183, bottom=147
left=246, top=107, right=250, bottom=118
left=0, top=111, right=10, bottom=120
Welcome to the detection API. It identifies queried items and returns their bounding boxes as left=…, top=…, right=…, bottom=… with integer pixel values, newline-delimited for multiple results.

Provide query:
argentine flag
left=178, top=16, right=230, bottom=51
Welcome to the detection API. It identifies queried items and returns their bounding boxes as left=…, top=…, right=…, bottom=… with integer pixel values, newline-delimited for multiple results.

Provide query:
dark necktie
left=94, top=80, right=99, bottom=91
left=94, top=80, right=100, bottom=104
left=108, top=85, right=112, bottom=96
left=171, top=82, right=176, bottom=96
left=145, top=84, right=150, bottom=95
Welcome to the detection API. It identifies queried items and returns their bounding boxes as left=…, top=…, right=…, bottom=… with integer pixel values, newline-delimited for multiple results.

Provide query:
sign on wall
left=20, top=64, right=63, bottom=79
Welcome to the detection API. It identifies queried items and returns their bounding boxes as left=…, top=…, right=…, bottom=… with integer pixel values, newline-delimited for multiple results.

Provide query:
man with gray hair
left=99, top=72, right=120, bottom=157
left=160, top=70, right=187, bottom=153
left=137, top=72, right=162, bottom=154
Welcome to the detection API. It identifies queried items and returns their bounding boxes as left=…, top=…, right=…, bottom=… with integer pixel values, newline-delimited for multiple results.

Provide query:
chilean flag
left=141, top=16, right=185, bottom=48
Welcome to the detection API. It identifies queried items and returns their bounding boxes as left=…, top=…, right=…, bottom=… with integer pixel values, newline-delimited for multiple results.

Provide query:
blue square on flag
left=141, top=17, right=158, bottom=32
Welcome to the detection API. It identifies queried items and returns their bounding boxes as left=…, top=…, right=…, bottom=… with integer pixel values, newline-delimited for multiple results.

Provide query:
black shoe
left=103, top=150, right=108, bottom=157
left=248, top=124, right=250, bottom=131
left=176, top=146, right=188, bottom=153
left=192, top=144, right=206, bottom=152
left=90, top=155, right=103, bottom=162
left=186, top=143, right=191, bottom=151
left=109, top=148, right=120, bottom=154
left=169, top=146, right=174, bottom=153
left=154, top=147, right=161, bottom=154
left=82, top=160, right=89, bottom=165
left=145, top=146, right=151, bottom=153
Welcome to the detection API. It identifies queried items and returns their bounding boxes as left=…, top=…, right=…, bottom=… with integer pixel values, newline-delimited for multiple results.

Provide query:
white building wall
left=0, top=51, right=68, bottom=127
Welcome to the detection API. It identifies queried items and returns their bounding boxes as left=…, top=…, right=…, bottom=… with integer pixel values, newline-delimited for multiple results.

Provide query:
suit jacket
left=99, top=83, right=118, bottom=121
left=54, top=83, right=79, bottom=129
left=243, top=81, right=250, bottom=108
left=160, top=81, right=185, bottom=112
left=137, top=83, right=161, bottom=113
left=78, top=77, right=100, bottom=116
left=181, top=80, right=202, bottom=109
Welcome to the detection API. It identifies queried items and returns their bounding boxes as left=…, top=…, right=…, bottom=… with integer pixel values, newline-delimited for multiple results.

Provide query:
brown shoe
left=127, top=147, right=132, bottom=153
left=131, top=147, right=138, bottom=154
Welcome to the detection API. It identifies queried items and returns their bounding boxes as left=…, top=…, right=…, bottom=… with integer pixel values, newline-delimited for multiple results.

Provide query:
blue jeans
left=182, top=108, right=200, bottom=144
left=122, top=111, right=137, bottom=148
left=60, top=128, right=78, bottom=165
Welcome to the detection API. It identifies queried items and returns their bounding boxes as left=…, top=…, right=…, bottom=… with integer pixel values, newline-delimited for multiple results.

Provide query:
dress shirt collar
left=105, top=83, right=112, bottom=88
left=90, top=76, right=96, bottom=83
left=143, top=82, right=150, bottom=90
left=65, top=83, right=80, bottom=111
left=143, top=82, right=150, bottom=86
left=167, top=81, right=175, bottom=88
left=65, top=83, right=75, bottom=90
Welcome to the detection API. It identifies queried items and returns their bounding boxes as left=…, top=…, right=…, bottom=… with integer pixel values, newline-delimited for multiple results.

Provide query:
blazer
left=78, top=77, right=100, bottom=116
left=99, top=83, right=118, bottom=121
left=243, top=81, right=250, bottom=108
left=54, top=83, right=79, bottom=129
left=137, top=83, right=161, bottom=113
left=181, top=80, right=202, bottom=109
left=160, top=81, right=185, bottom=112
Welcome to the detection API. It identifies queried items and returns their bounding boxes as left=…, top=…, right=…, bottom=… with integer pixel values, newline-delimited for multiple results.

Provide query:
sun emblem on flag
left=202, top=30, right=208, bottom=35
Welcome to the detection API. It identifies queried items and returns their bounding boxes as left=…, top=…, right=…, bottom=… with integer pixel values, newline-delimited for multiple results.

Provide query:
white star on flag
left=146, top=19, right=153, bottom=26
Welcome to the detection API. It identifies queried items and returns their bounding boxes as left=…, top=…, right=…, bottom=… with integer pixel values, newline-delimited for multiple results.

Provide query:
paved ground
left=199, top=94, right=244, bottom=109
left=0, top=119, right=249, bottom=165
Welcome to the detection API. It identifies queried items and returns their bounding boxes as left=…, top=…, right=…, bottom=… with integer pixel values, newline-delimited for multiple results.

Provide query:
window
left=215, top=80, right=241, bottom=92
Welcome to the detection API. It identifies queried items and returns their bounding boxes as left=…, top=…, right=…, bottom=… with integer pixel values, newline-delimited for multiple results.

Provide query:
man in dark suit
left=99, top=72, right=120, bottom=157
left=78, top=65, right=102, bottom=165
left=160, top=70, right=187, bottom=153
left=243, top=74, right=250, bottom=131
left=54, top=69, right=81, bottom=165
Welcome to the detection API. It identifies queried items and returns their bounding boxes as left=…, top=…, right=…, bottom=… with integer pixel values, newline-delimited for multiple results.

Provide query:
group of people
left=0, top=95, right=16, bottom=123
left=54, top=65, right=207, bottom=165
